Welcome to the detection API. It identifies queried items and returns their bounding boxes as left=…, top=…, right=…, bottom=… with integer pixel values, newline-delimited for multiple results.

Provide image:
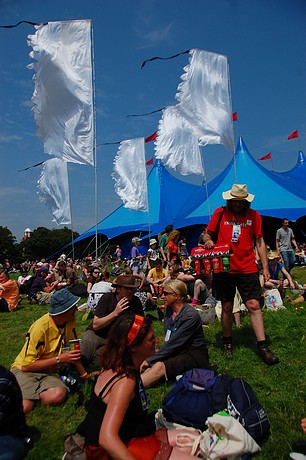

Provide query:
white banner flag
left=37, top=157, right=71, bottom=225
left=155, top=105, right=204, bottom=175
left=28, top=20, right=94, bottom=166
left=112, top=138, right=148, bottom=212
left=176, top=48, right=234, bottom=153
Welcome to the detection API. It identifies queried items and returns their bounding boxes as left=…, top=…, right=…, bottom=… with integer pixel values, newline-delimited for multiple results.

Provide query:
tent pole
left=91, top=20, right=98, bottom=262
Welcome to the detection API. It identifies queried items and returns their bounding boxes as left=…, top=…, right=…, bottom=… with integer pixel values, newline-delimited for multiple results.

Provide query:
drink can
left=203, top=258, right=212, bottom=275
left=212, top=256, right=220, bottom=273
left=69, top=339, right=81, bottom=351
left=222, top=256, right=230, bottom=272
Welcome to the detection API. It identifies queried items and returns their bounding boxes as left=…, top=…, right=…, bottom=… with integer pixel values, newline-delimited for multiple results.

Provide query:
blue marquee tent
left=181, top=137, right=306, bottom=226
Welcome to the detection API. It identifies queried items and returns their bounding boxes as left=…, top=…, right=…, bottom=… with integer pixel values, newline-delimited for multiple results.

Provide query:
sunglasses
left=93, top=271, right=100, bottom=274
left=163, top=291, right=175, bottom=296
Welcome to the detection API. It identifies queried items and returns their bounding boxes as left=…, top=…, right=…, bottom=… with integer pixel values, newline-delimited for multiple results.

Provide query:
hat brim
left=112, top=281, right=140, bottom=288
left=222, top=190, right=254, bottom=202
left=49, top=297, right=80, bottom=316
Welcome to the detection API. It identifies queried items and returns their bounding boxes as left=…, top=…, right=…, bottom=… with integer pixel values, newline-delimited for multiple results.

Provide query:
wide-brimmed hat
left=49, top=289, right=80, bottom=316
left=149, top=238, right=157, bottom=245
left=112, top=274, right=140, bottom=288
left=268, top=251, right=281, bottom=261
left=132, top=237, right=142, bottom=243
left=222, top=184, right=255, bottom=202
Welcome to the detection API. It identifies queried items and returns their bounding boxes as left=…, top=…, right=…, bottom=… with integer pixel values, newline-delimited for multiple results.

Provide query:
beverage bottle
left=222, top=256, right=230, bottom=272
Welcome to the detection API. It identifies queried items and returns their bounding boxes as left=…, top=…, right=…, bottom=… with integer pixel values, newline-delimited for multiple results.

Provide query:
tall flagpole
left=91, top=20, right=98, bottom=261
left=67, top=164, right=75, bottom=260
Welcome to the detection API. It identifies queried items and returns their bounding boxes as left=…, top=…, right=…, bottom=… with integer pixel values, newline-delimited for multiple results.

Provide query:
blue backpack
left=162, top=368, right=217, bottom=430
left=208, top=374, right=270, bottom=444
left=162, top=370, right=270, bottom=445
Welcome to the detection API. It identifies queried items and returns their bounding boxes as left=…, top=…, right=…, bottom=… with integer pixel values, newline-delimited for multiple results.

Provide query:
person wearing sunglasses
left=86, top=266, right=102, bottom=295
left=141, top=279, right=209, bottom=388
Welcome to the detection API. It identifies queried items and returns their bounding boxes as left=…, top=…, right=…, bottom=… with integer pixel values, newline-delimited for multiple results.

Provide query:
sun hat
left=222, top=184, right=255, bottom=202
left=268, top=251, right=281, bottom=261
left=112, top=274, right=140, bottom=288
left=39, top=266, right=49, bottom=274
left=149, top=238, right=157, bottom=245
left=132, top=237, right=142, bottom=243
left=49, top=289, right=80, bottom=316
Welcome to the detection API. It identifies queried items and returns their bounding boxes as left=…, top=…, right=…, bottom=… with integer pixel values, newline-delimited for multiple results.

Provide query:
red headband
left=127, top=315, right=145, bottom=346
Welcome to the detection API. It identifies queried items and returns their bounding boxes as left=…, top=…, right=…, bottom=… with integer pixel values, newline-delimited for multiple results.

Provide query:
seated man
left=168, top=264, right=215, bottom=307
left=80, top=274, right=144, bottom=366
left=146, top=258, right=168, bottom=298
left=264, top=251, right=295, bottom=292
left=141, top=279, right=209, bottom=388
left=0, top=269, right=19, bottom=312
left=57, top=260, right=87, bottom=297
left=29, top=266, right=58, bottom=305
left=0, top=366, right=31, bottom=459
left=11, top=289, right=87, bottom=414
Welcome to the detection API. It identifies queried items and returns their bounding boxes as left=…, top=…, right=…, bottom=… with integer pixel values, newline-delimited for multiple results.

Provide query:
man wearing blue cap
left=29, top=266, right=58, bottom=305
left=11, top=289, right=87, bottom=413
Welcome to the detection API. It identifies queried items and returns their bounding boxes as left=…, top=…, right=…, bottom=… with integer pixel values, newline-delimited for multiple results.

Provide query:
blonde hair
left=168, top=230, right=180, bottom=241
left=163, top=279, right=187, bottom=300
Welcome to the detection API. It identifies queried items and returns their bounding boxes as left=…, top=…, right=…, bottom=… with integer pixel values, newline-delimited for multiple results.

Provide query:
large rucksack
left=162, top=369, right=270, bottom=445
left=208, top=374, right=270, bottom=444
left=162, top=368, right=217, bottom=430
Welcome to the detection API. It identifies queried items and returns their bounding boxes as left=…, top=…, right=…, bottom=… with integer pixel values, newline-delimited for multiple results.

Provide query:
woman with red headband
left=83, top=313, right=161, bottom=459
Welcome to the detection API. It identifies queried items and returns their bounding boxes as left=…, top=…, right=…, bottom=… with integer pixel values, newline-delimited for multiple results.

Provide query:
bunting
left=257, top=152, right=272, bottom=161
left=288, top=130, right=299, bottom=140
left=37, top=158, right=71, bottom=225
left=112, top=138, right=148, bottom=212
left=28, top=20, right=94, bottom=165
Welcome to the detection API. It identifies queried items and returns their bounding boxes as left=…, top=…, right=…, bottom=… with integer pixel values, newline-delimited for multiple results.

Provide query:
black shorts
left=164, top=347, right=209, bottom=381
left=213, top=272, right=261, bottom=303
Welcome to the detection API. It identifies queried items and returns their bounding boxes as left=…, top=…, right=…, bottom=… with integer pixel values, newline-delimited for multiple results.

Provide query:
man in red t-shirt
left=203, top=184, right=279, bottom=365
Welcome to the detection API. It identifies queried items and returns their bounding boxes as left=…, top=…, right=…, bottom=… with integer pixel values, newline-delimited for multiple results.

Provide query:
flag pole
left=67, top=164, right=75, bottom=260
left=91, top=20, right=98, bottom=262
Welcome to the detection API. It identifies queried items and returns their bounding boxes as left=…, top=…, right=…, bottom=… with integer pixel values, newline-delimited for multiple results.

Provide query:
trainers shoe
left=258, top=344, right=279, bottom=365
left=222, top=342, right=233, bottom=358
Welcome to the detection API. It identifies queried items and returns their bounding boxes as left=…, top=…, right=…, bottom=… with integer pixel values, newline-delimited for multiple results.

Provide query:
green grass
left=1, top=267, right=306, bottom=459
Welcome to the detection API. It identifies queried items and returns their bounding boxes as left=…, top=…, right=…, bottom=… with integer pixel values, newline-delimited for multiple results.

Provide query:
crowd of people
left=1, top=183, right=306, bottom=459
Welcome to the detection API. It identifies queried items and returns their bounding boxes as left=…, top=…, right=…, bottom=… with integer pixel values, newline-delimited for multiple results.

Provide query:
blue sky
left=0, top=0, right=305, bottom=241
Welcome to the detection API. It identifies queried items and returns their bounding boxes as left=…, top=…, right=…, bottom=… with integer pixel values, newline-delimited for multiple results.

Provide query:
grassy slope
left=1, top=267, right=305, bottom=459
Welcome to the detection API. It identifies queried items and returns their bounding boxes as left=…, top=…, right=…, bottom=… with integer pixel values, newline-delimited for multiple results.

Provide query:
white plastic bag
left=264, top=288, right=285, bottom=310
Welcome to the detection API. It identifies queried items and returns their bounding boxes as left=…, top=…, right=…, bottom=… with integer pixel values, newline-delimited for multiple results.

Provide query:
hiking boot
left=258, top=344, right=279, bottom=365
left=222, top=341, right=233, bottom=358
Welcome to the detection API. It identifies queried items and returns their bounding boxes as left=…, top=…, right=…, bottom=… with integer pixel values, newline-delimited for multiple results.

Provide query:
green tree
left=20, top=227, right=79, bottom=260
left=0, top=226, right=18, bottom=263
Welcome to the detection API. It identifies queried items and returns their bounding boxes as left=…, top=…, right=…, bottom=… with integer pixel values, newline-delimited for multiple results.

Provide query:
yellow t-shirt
left=12, top=313, right=78, bottom=370
left=147, top=267, right=168, bottom=282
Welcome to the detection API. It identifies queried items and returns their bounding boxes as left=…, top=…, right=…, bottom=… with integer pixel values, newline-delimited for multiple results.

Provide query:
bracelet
left=55, top=356, right=60, bottom=369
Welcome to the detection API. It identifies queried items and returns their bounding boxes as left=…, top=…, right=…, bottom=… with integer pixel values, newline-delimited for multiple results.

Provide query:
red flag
left=145, top=131, right=157, bottom=143
left=146, top=158, right=154, bottom=166
left=231, top=112, right=238, bottom=121
left=288, top=130, right=299, bottom=140
left=257, top=152, right=272, bottom=161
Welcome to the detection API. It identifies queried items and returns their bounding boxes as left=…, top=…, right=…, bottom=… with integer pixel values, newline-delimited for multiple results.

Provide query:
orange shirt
left=0, top=279, right=19, bottom=311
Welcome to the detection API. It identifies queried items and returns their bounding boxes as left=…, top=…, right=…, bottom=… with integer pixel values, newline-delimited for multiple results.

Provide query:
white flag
left=155, top=105, right=204, bottom=175
left=37, top=157, right=71, bottom=225
left=176, top=48, right=234, bottom=153
left=112, top=138, right=148, bottom=212
left=28, top=20, right=94, bottom=166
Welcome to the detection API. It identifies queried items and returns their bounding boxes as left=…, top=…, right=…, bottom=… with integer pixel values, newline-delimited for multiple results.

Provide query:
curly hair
left=168, top=230, right=180, bottom=241
left=99, top=313, right=152, bottom=378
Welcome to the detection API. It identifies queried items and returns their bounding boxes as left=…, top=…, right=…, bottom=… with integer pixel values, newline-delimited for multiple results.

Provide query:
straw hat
left=268, top=251, right=281, bottom=261
left=222, top=184, right=255, bottom=202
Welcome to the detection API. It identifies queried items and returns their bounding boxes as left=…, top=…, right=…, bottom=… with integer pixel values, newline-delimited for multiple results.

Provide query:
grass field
left=1, top=267, right=306, bottom=459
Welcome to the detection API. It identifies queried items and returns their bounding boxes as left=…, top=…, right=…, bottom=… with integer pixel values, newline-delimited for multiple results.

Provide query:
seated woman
left=265, top=251, right=295, bottom=292
left=141, top=279, right=209, bottom=388
left=86, top=266, right=102, bottom=295
left=82, top=314, right=193, bottom=460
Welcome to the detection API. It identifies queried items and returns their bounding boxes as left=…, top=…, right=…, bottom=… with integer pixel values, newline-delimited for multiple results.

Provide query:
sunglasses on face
left=163, top=291, right=175, bottom=296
